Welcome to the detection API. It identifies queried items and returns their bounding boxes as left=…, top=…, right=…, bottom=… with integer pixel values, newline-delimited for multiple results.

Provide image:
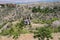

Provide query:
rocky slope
left=0, top=2, right=60, bottom=24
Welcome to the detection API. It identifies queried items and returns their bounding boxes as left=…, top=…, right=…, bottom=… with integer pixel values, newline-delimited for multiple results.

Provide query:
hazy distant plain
left=0, top=0, right=60, bottom=4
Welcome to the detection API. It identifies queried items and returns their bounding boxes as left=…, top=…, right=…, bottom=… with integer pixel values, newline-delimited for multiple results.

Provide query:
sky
left=0, top=0, right=60, bottom=4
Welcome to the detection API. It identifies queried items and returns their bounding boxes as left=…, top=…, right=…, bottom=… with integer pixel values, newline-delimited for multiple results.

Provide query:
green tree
left=32, top=7, right=38, bottom=13
left=34, top=27, right=53, bottom=40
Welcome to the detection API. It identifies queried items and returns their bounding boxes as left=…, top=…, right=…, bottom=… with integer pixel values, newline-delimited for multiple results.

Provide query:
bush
left=32, top=6, right=59, bottom=13
left=32, top=7, right=38, bottom=13
left=34, top=27, right=53, bottom=40
left=0, top=20, right=29, bottom=39
left=58, top=26, right=60, bottom=32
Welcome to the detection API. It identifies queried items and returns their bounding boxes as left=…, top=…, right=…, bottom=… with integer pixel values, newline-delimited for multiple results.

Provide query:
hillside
left=0, top=2, right=60, bottom=40
left=0, top=2, right=60, bottom=24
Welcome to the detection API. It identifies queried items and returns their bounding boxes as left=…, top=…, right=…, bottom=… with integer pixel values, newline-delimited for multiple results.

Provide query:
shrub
left=0, top=20, right=29, bottom=39
left=34, top=27, right=53, bottom=40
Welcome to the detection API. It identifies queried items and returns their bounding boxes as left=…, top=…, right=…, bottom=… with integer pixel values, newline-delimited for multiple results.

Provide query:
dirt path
left=31, top=22, right=48, bottom=29
left=0, top=22, right=10, bottom=33
left=0, top=33, right=60, bottom=40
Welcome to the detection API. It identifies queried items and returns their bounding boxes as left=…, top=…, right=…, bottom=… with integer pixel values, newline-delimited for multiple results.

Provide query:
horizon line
left=0, top=1, right=60, bottom=4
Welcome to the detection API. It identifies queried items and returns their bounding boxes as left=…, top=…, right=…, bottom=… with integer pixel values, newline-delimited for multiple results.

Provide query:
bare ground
left=0, top=21, right=60, bottom=40
left=0, top=33, right=60, bottom=40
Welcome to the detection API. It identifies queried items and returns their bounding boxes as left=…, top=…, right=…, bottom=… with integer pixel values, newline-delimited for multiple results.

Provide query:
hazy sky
left=0, top=0, right=60, bottom=2
left=0, top=0, right=60, bottom=3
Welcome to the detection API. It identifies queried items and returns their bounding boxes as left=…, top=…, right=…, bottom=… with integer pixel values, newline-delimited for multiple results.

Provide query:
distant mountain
left=0, top=0, right=60, bottom=4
